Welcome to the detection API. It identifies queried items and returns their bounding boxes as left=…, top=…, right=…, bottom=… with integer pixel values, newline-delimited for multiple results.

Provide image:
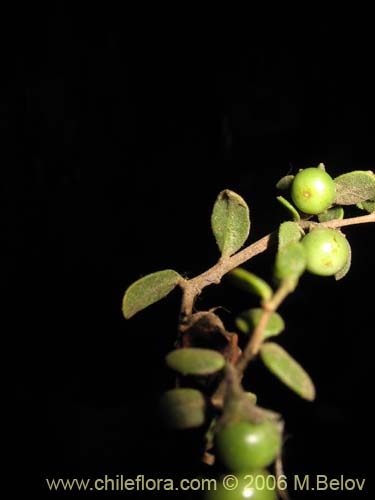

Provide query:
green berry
left=291, top=167, right=336, bottom=214
left=215, top=420, right=281, bottom=471
left=302, top=228, right=350, bottom=276
left=204, top=471, right=277, bottom=500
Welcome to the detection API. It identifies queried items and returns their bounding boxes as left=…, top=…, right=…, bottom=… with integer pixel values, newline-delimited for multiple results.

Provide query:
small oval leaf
left=334, top=171, right=375, bottom=205
left=122, top=269, right=181, bottom=319
left=276, top=175, right=294, bottom=190
left=260, top=342, right=316, bottom=401
left=236, top=308, right=285, bottom=338
left=166, top=348, right=225, bottom=376
left=159, top=388, right=206, bottom=429
left=276, top=196, right=300, bottom=221
left=211, top=190, right=251, bottom=257
left=274, top=241, right=306, bottom=287
left=357, top=198, right=375, bottom=213
left=318, top=206, right=344, bottom=222
left=335, top=239, right=352, bottom=281
left=278, top=221, right=304, bottom=250
left=228, top=268, right=273, bottom=302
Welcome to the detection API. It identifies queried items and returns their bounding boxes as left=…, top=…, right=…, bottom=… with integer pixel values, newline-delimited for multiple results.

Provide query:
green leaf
left=335, top=239, right=352, bottom=281
left=334, top=171, right=375, bottom=205
left=278, top=221, right=304, bottom=250
left=159, top=388, right=206, bottom=429
left=318, top=206, right=344, bottom=222
left=276, top=175, right=294, bottom=190
left=211, top=190, right=251, bottom=257
left=122, top=269, right=181, bottom=319
left=276, top=196, right=300, bottom=221
left=357, top=198, right=375, bottom=213
left=166, top=348, right=225, bottom=376
left=228, top=268, right=273, bottom=302
left=274, top=241, right=306, bottom=288
left=236, top=308, right=285, bottom=338
left=260, top=342, right=316, bottom=401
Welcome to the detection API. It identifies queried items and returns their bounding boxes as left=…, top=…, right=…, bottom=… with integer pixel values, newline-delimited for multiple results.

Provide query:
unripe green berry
left=215, top=420, right=281, bottom=471
left=291, top=167, right=336, bottom=214
left=302, top=228, right=350, bottom=276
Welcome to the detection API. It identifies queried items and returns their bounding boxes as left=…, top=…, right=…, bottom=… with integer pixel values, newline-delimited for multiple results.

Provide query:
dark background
left=4, top=7, right=374, bottom=499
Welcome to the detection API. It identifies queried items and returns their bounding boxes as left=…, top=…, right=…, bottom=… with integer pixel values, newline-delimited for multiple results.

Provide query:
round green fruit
left=215, top=420, right=281, bottom=471
left=291, top=167, right=336, bottom=214
left=204, top=471, right=277, bottom=500
left=302, top=228, right=349, bottom=276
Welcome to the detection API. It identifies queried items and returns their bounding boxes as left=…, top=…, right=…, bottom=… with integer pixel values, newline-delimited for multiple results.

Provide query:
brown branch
left=236, top=279, right=294, bottom=376
left=212, top=279, right=295, bottom=407
left=179, top=211, right=375, bottom=318
left=300, top=212, right=375, bottom=229
left=179, top=234, right=272, bottom=318
left=181, top=210, right=375, bottom=409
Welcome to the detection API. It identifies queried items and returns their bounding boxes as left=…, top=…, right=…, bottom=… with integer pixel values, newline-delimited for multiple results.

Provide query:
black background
left=4, top=7, right=374, bottom=499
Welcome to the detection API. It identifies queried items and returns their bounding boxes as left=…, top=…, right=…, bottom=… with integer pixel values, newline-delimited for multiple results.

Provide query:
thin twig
left=179, top=212, right=375, bottom=318
left=313, top=212, right=375, bottom=228
left=211, top=280, right=294, bottom=407
left=236, top=279, right=294, bottom=376
left=194, top=212, right=375, bottom=407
